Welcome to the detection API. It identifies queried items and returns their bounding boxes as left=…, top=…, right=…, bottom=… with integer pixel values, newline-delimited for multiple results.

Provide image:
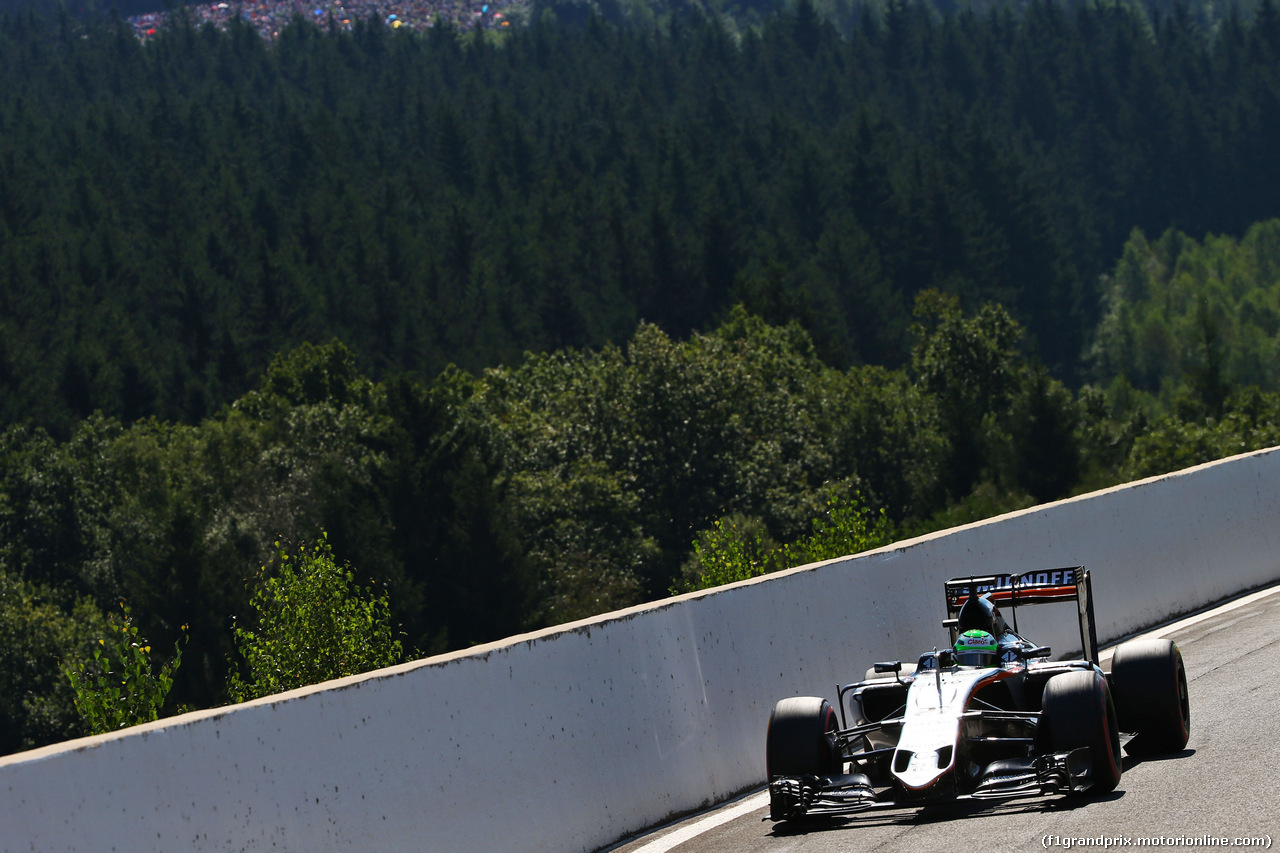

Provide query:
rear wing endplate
left=944, top=567, right=1100, bottom=664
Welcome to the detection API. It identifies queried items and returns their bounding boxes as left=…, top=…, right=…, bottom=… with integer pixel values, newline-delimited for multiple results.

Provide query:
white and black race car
left=766, top=568, right=1190, bottom=823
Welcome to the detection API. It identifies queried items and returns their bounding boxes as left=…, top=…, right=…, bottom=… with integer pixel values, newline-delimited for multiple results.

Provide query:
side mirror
left=873, top=661, right=902, bottom=675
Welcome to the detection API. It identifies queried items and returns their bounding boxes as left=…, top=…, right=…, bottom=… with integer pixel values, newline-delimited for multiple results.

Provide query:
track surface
left=609, top=586, right=1280, bottom=853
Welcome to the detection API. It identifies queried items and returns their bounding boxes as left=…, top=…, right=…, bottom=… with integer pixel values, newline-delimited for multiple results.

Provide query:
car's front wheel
left=767, top=696, right=838, bottom=777
left=1040, top=670, right=1123, bottom=794
left=766, top=696, right=838, bottom=821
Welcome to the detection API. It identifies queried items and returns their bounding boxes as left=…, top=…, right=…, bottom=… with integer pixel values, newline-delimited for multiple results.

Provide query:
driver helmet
left=954, top=629, right=999, bottom=667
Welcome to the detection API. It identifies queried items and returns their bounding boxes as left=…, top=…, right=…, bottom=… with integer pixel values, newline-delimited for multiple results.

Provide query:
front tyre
left=1110, top=638, right=1190, bottom=755
left=766, top=697, right=838, bottom=821
left=1041, top=670, right=1123, bottom=795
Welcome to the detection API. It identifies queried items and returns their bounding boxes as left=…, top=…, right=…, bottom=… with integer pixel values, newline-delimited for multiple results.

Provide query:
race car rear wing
left=944, top=567, right=1100, bottom=664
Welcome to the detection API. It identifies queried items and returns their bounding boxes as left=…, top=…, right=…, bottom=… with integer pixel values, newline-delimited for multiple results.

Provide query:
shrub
left=62, top=602, right=185, bottom=735
left=227, top=533, right=403, bottom=702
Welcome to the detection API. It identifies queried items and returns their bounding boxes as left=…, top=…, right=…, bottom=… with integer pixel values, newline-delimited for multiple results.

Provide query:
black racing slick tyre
left=1110, top=638, right=1190, bottom=755
left=766, top=697, right=838, bottom=822
left=766, top=697, right=839, bottom=779
left=1041, top=670, right=1123, bottom=795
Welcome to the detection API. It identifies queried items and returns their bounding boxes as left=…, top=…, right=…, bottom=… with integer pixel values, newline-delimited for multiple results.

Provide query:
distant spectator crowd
left=129, top=0, right=523, bottom=41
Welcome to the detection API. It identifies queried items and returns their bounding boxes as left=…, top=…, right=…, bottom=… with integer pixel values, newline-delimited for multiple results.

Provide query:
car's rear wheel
left=766, top=697, right=838, bottom=821
left=1040, top=670, right=1122, bottom=795
left=1110, top=638, right=1190, bottom=755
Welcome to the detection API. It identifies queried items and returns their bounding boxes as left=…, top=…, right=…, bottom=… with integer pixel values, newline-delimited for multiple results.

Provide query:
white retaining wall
left=4, top=448, right=1280, bottom=853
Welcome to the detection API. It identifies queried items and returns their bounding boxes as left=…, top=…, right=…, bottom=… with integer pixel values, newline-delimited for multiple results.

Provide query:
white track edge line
left=627, top=791, right=770, bottom=853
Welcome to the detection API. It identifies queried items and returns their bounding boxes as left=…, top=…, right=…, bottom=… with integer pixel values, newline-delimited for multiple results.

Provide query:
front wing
left=767, top=747, right=1094, bottom=821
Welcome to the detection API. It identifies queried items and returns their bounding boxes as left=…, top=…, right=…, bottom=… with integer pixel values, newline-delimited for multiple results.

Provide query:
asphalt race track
left=608, top=584, right=1280, bottom=853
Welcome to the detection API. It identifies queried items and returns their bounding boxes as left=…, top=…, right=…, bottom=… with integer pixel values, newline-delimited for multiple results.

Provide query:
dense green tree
left=1090, top=220, right=1280, bottom=407
left=677, top=487, right=893, bottom=591
left=1121, top=389, right=1280, bottom=480
left=0, top=570, right=108, bottom=753
left=910, top=290, right=1023, bottom=500
left=1000, top=365, right=1082, bottom=503
left=469, top=305, right=947, bottom=613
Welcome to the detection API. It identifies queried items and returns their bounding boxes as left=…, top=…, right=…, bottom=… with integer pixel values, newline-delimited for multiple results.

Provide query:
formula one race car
left=766, top=568, right=1190, bottom=823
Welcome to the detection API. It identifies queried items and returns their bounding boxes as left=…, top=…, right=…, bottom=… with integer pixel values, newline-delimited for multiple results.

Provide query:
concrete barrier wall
left=4, top=448, right=1280, bottom=853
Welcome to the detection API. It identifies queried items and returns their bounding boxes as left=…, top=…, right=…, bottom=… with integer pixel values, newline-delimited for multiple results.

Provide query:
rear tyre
left=1110, top=638, right=1190, bottom=755
left=1041, top=670, right=1122, bottom=795
left=766, top=697, right=838, bottom=821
